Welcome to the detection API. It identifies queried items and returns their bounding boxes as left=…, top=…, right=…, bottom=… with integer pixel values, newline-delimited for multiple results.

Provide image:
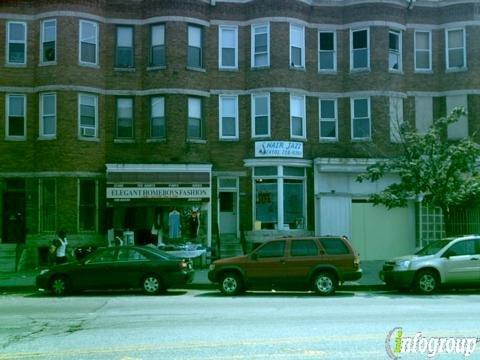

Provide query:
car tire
left=50, top=275, right=69, bottom=296
left=142, top=274, right=163, bottom=295
left=219, top=272, right=244, bottom=296
left=414, top=270, right=439, bottom=294
left=312, top=272, right=337, bottom=296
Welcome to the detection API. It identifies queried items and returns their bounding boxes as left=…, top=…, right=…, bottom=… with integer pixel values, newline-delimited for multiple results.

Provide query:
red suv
left=208, top=236, right=362, bottom=296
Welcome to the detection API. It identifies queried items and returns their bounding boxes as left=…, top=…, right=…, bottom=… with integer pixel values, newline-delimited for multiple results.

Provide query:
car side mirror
left=442, top=250, right=453, bottom=259
left=250, top=253, right=258, bottom=261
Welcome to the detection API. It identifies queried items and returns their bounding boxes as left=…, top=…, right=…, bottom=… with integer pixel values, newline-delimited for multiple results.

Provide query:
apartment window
left=6, top=94, right=26, bottom=138
left=290, top=24, right=305, bottom=68
left=351, top=98, right=371, bottom=140
left=415, top=96, right=433, bottom=134
left=319, top=99, right=337, bottom=140
left=150, top=24, right=165, bottom=67
left=219, top=95, right=238, bottom=140
left=446, top=95, right=468, bottom=140
left=252, top=93, right=270, bottom=137
left=116, top=98, right=133, bottom=138
left=79, top=20, right=98, bottom=65
left=188, top=97, right=202, bottom=139
left=79, top=179, right=97, bottom=231
left=150, top=97, right=165, bottom=139
left=389, top=30, right=402, bottom=71
left=7, top=21, right=27, bottom=65
left=78, top=94, right=97, bottom=138
left=40, top=179, right=56, bottom=232
left=446, top=28, right=466, bottom=69
left=187, top=25, right=203, bottom=68
left=390, top=97, right=404, bottom=143
left=290, top=95, right=306, bottom=139
left=41, top=20, right=56, bottom=63
left=414, top=31, right=431, bottom=71
left=318, top=31, right=336, bottom=71
left=219, top=26, right=238, bottom=69
left=40, top=93, right=56, bottom=137
left=251, top=23, right=269, bottom=68
left=351, top=29, right=369, bottom=70
left=116, top=26, right=133, bottom=68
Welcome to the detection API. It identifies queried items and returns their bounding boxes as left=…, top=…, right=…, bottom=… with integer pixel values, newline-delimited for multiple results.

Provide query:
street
left=0, top=289, right=479, bottom=360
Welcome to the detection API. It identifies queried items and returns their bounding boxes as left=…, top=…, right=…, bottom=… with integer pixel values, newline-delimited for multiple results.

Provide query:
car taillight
left=353, top=257, right=360, bottom=269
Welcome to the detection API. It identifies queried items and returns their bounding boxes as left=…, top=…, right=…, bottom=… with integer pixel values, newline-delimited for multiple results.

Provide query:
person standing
left=55, top=230, right=68, bottom=265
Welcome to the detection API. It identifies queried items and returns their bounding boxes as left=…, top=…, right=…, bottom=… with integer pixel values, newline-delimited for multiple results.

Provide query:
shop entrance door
left=219, top=191, right=237, bottom=235
left=2, top=192, right=26, bottom=244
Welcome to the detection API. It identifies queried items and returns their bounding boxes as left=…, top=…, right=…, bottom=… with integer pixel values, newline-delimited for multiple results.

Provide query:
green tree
left=357, top=107, right=480, bottom=234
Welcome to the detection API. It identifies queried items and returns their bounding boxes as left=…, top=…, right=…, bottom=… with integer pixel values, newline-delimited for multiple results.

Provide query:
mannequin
left=168, top=208, right=181, bottom=240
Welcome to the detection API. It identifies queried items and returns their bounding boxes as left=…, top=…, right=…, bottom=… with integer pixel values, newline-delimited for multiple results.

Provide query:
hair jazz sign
left=255, top=141, right=303, bottom=158
left=107, top=187, right=211, bottom=199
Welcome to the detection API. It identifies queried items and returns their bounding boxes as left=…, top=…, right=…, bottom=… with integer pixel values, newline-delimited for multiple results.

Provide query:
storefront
left=106, top=164, right=212, bottom=248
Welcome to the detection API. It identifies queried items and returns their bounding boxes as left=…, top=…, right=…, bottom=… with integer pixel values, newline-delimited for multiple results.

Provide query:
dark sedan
left=36, top=245, right=194, bottom=296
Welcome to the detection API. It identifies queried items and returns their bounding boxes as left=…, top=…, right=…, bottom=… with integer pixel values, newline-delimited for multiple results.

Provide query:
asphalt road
left=1, top=289, right=479, bottom=360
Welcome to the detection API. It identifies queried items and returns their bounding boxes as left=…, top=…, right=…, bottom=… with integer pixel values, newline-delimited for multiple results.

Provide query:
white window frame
left=414, top=30, right=432, bottom=72
left=116, top=25, right=134, bottom=68
left=40, top=19, right=56, bottom=64
left=251, top=93, right=271, bottom=138
left=116, top=97, right=134, bottom=139
left=389, top=97, right=404, bottom=143
left=219, top=25, right=238, bottom=70
left=350, top=97, right=371, bottom=140
left=445, top=28, right=466, bottom=70
left=289, top=24, right=305, bottom=69
left=150, top=24, right=165, bottom=67
left=251, top=23, right=270, bottom=68
left=318, top=30, right=336, bottom=72
left=188, top=97, right=203, bottom=140
left=319, top=98, right=338, bottom=141
left=5, top=94, right=26, bottom=140
left=290, top=94, right=306, bottom=139
left=7, top=21, right=27, bottom=65
left=150, top=96, right=166, bottom=139
left=219, top=95, right=239, bottom=140
left=350, top=28, right=370, bottom=71
left=39, top=92, right=57, bottom=138
left=79, top=20, right=99, bottom=66
left=187, top=25, right=203, bottom=69
left=78, top=93, right=98, bottom=139
left=388, top=29, right=402, bottom=72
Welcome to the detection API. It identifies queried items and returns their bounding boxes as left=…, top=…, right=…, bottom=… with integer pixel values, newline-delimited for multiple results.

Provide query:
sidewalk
left=0, top=261, right=386, bottom=293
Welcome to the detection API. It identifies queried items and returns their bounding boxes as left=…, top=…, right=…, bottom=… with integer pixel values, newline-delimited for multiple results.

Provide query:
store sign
left=255, top=141, right=303, bottom=158
left=107, top=187, right=211, bottom=199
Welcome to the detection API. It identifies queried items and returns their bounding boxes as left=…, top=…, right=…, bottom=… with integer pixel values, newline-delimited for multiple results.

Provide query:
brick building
left=0, top=0, right=479, bottom=270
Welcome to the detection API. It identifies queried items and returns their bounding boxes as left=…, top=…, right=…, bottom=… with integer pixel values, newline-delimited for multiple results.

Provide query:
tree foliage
left=357, top=107, right=480, bottom=213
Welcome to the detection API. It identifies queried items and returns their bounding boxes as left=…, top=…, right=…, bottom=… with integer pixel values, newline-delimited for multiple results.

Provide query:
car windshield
left=415, top=240, right=451, bottom=256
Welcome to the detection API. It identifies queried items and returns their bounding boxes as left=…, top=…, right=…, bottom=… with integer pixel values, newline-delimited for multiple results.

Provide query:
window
left=7, top=21, right=27, bottom=65
left=350, top=28, right=369, bottom=70
left=351, top=98, right=371, bottom=140
left=150, top=97, right=165, bottom=139
left=150, top=24, right=165, bottom=67
left=251, top=93, right=270, bottom=137
left=118, top=248, right=148, bottom=261
left=88, top=248, right=115, bottom=263
left=256, top=241, right=286, bottom=258
left=251, top=23, right=269, bottom=68
left=40, top=93, right=56, bottom=138
left=318, top=31, right=336, bottom=71
left=390, top=97, right=404, bottom=143
left=187, top=25, right=203, bottom=68
left=219, top=26, right=237, bottom=69
left=116, top=26, right=133, bottom=68
left=445, top=240, right=476, bottom=257
left=319, top=99, right=337, bottom=140
left=446, top=28, right=466, bottom=70
left=415, top=96, right=433, bottom=134
left=78, top=94, right=97, bottom=138
left=40, top=179, right=56, bottom=232
left=414, top=31, right=431, bottom=71
left=290, top=24, right=305, bottom=68
left=41, top=19, right=56, bottom=63
left=219, top=95, right=238, bottom=140
left=446, top=95, right=468, bottom=140
left=79, top=20, right=98, bottom=65
left=79, top=179, right=97, bottom=231
left=116, top=98, right=133, bottom=138
left=291, top=240, right=318, bottom=257
left=319, top=238, right=350, bottom=255
left=188, top=97, right=202, bottom=139
left=389, top=30, right=402, bottom=71
left=6, top=94, right=26, bottom=138
left=290, top=94, right=306, bottom=138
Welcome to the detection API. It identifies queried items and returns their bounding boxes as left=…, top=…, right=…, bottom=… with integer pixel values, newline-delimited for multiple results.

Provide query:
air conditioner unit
left=80, top=127, right=96, bottom=137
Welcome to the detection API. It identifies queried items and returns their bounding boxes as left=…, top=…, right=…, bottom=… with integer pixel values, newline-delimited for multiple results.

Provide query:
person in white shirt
left=55, top=230, right=68, bottom=265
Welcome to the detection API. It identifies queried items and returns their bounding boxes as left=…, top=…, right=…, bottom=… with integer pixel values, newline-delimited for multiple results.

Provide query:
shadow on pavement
left=195, top=290, right=356, bottom=298
left=24, top=289, right=188, bottom=298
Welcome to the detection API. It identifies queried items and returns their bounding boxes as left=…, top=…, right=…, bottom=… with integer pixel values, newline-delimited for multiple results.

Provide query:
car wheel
left=50, top=276, right=69, bottom=296
left=312, top=272, right=337, bottom=296
left=414, top=270, right=439, bottom=294
left=220, top=272, right=244, bottom=296
left=142, top=274, right=163, bottom=295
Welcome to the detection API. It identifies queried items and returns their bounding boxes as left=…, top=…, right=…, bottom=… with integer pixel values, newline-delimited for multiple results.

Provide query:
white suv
left=380, top=235, right=480, bottom=294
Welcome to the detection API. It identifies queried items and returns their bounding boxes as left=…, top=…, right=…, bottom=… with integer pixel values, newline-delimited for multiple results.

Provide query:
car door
left=442, top=239, right=480, bottom=285
left=284, top=239, right=320, bottom=287
left=114, top=248, right=152, bottom=289
left=73, top=248, right=118, bottom=290
left=243, top=240, right=287, bottom=288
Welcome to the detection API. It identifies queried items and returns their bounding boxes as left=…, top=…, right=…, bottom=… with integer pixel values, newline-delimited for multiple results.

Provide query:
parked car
left=379, top=235, right=480, bottom=294
left=208, top=236, right=362, bottom=296
left=36, top=245, right=194, bottom=296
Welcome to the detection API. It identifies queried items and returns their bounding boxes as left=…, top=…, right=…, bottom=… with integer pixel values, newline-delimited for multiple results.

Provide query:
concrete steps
left=0, top=244, right=17, bottom=272
left=219, top=233, right=243, bottom=258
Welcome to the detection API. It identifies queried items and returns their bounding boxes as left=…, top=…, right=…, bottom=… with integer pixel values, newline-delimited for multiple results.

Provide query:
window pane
left=43, top=41, right=55, bottom=62
left=416, top=52, right=429, bottom=69
left=189, top=98, right=201, bottom=118
left=152, top=97, right=164, bottom=117
left=188, top=46, right=201, bottom=68
left=151, top=116, right=165, bottom=138
left=353, top=30, right=367, bottom=49
left=81, top=42, right=96, bottom=63
left=320, top=121, right=336, bottom=138
left=151, top=45, right=165, bottom=66
left=43, top=21, right=56, bottom=42
left=353, top=49, right=367, bottom=68
left=291, top=97, right=304, bottom=117
left=389, top=32, right=399, bottom=50
left=254, top=53, right=268, bottom=67
left=353, top=117, right=370, bottom=138
left=221, top=97, right=236, bottom=117
left=43, top=115, right=56, bottom=135
left=320, top=238, right=349, bottom=255
left=255, top=32, right=267, bottom=52
left=9, top=96, right=24, bottom=116
left=320, top=100, right=335, bottom=118
left=291, top=47, right=302, bottom=66
left=79, top=180, right=95, bottom=231
left=42, top=180, right=56, bottom=231
left=291, top=240, right=318, bottom=257
left=284, top=180, right=303, bottom=224
left=416, top=32, right=429, bottom=50
left=222, top=117, right=236, bottom=136
left=448, top=30, right=463, bottom=48
left=255, top=180, right=278, bottom=226
left=284, top=167, right=304, bottom=177
left=152, top=25, right=165, bottom=46
left=117, top=99, right=133, bottom=118
left=319, top=52, right=334, bottom=69
left=188, top=118, right=201, bottom=138
left=292, top=116, right=303, bottom=136
left=9, top=43, right=25, bottom=63
left=255, top=96, right=268, bottom=115
left=354, top=99, right=368, bottom=117
left=290, top=25, right=303, bottom=47
left=256, top=241, right=285, bottom=258
left=222, top=48, right=235, bottom=67
left=188, top=26, right=201, bottom=47
left=117, top=27, right=132, bottom=47
left=449, top=49, right=464, bottom=68
left=9, top=23, right=25, bottom=41
left=9, top=117, right=24, bottom=136
left=81, top=22, right=96, bottom=43
left=117, top=47, right=133, bottom=67
left=255, top=116, right=268, bottom=135
left=320, top=32, right=334, bottom=50
left=254, top=167, right=277, bottom=176
left=221, top=28, right=235, bottom=48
